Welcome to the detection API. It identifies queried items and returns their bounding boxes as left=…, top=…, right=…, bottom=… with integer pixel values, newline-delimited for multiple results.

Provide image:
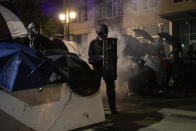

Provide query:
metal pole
left=67, top=21, right=69, bottom=41
left=66, top=9, right=70, bottom=41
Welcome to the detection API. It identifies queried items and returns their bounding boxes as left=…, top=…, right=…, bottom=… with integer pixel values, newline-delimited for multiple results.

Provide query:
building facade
left=62, top=0, right=196, bottom=56
left=62, top=0, right=124, bottom=45
left=124, top=0, right=196, bottom=56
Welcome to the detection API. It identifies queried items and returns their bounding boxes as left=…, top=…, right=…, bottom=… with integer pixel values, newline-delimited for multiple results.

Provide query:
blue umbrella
left=0, top=41, right=52, bottom=91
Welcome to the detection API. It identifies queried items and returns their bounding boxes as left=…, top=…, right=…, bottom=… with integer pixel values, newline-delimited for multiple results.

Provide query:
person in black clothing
left=27, top=22, right=42, bottom=49
left=88, top=24, right=117, bottom=114
left=27, top=22, right=55, bottom=50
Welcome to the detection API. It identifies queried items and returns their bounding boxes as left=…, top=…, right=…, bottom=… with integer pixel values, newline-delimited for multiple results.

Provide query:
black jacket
left=88, top=38, right=103, bottom=68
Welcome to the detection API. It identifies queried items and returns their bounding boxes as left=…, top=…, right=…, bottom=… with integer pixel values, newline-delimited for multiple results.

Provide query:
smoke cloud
left=70, top=28, right=141, bottom=100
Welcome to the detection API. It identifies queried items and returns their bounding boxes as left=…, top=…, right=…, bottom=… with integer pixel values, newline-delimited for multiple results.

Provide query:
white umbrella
left=63, top=40, right=89, bottom=62
left=0, top=3, right=28, bottom=39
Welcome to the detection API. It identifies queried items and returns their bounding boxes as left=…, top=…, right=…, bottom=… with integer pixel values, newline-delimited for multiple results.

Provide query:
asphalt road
left=1, top=87, right=196, bottom=131
left=73, top=90, right=196, bottom=131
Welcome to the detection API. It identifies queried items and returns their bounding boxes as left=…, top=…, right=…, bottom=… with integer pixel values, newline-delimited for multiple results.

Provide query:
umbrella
left=158, top=32, right=182, bottom=51
left=63, top=40, right=89, bottom=61
left=52, top=38, right=68, bottom=51
left=0, top=41, right=52, bottom=91
left=43, top=50, right=100, bottom=96
left=123, top=34, right=147, bottom=57
left=133, top=29, right=155, bottom=43
left=0, top=2, right=28, bottom=40
left=30, top=35, right=70, bottom=51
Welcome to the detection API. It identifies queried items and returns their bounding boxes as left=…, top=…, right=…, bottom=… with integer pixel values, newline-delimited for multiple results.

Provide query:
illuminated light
left=59, top=13, right=65, bottom=21
left=69, top=11, right=76, bottom=19
left=182, top=44, right=185, bottom=48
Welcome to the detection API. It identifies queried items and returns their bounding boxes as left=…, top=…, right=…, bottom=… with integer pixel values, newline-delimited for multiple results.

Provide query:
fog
left=65, top=28, right=143, bottom=100
left=63, top=0, right=162, bottom=100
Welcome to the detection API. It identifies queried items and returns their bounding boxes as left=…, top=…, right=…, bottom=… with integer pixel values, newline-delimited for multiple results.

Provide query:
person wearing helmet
left=88, top=24, right=117, bottom=114
left=27, top=22, right=41, bottom=48
left=27, top=22, right=54, bottom=50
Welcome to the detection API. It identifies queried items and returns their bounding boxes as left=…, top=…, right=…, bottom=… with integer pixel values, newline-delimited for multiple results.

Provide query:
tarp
left=43, top=50, right=100, bottom=96
left=0, top=2, right=28, bottom=39
left=0, top=41, right=52, bottom=91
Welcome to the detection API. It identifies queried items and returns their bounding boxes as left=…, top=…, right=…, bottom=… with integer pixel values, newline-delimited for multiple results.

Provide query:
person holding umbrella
left=88, top=24, right=118, bottom=114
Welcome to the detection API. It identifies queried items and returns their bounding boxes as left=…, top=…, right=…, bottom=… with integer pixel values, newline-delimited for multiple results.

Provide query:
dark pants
left=94, top=67, right=116, bottom=111
left=104, top=79, right=116, bottom=111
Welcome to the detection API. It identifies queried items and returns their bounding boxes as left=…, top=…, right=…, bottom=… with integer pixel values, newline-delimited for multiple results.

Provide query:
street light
left=59, top=11, right=76, bottom=40
left=69, top=11, right=76, bottom=19
left=59, top=14, right=66, bottom=22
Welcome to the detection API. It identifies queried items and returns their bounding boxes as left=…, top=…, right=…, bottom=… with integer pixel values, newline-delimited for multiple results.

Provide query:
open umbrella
left=43, top=49, right=100, bottom=96
left=63, top=40, right=89, bottom=61
left=133, top=29, right=155, bottom=43
left=0, top=41, right=52, bottom=91
left=0, top=2, right=28, bottom=40
left=123, top=34, right=147, bottom=57
left=158, top=32, right=182, bottom=51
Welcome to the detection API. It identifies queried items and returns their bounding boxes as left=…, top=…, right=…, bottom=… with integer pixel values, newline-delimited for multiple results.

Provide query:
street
left=73, top=89, right=196, bottom=131
left=1, top=86, right=196, bottom=131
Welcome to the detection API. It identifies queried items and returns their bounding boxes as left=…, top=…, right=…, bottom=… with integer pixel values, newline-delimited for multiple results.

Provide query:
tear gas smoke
left=70, top=28, right=141, bottom=100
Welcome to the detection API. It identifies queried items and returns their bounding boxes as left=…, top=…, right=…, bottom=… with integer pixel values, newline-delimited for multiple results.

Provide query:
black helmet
left=96, top=24, right=108, bottom=39
left=27, top=23, right=41, bottom=37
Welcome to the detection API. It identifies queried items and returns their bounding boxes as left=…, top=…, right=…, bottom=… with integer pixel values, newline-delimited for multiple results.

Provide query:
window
left=74, top=34, right=88, bottom=45
left=76, top=6, right=88, bottom=22
left=176, top=19, right=196, bottom=55
left=143, top=25, right=159, bottom=36
left=83, top=6, right=88, bottom=21
left=106, top=0, right=113, bottom=18
left=190, top=20, right=196, bottom=40
left=143, top=0, right=158, bottom=9
left=173, top=0, right=195, bottom=3
left=149, top=0, right=158, bottom=8
left=96, top=3, right=104, bottom=20
left=95, top=0, right=123, bottom=20
left=143, top=0, right=148, bottom=9
left=77, top=8, right=82, bottom=22
left=119, top=0, right=124, bottom=15
left=161, top=23, right=169, bottom=33
left=74, top=35, right=82, bottom=44
left=131, top=0, right=138, bottom=11
left=113, top=0, right=118, bottom=17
